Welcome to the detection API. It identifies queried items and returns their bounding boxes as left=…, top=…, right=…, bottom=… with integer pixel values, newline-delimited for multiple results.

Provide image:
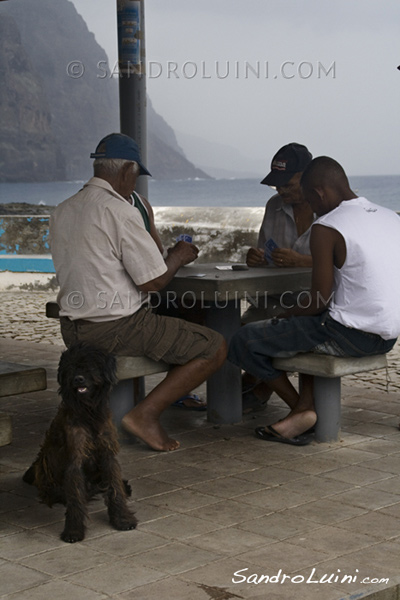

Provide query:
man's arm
left=137, top=241, right=199, bottom=293
left=279, top=224, right=338, bottom=317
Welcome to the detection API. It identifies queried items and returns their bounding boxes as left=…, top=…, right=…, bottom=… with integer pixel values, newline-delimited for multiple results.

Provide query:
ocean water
left=0, top=175, right=399, bottom=211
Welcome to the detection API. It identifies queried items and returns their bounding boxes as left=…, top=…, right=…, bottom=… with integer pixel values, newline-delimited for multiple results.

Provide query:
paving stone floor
left=1, top=292, right=400, bottom=599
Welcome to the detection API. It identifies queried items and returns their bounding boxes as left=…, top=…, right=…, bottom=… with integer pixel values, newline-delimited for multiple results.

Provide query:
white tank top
left=316, top=197, right=400, bottom=340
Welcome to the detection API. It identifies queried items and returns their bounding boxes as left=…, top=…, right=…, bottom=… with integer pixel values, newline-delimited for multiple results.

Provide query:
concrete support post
left=205, top=301, right=242, bottom=425
left=314, top=376, right=341, bottom=442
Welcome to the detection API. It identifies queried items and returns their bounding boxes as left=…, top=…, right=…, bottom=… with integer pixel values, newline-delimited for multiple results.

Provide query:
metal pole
left=117, top=0, right=148, bottom=197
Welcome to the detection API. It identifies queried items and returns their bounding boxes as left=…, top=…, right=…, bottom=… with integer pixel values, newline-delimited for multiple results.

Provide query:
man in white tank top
left=228, top=157, right=400, bottom=445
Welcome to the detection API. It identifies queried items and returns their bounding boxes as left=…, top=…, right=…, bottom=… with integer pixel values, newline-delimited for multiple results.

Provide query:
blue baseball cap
left=90, top=133, right=151, bottom=176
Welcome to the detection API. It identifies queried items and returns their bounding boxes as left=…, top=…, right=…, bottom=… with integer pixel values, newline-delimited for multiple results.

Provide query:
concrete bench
left=45, top=302, right=169, bottom=427
left=273, top=353, right=388, bottom=443
left=111, top=355, right=169, bottom=426
left=0, top=361, right=47, bottom=446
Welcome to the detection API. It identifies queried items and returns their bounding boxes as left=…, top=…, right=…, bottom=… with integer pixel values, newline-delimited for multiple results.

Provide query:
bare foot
left=121, top=411, right=180, bottom=452
left=271, top=409, right=317, bottom=439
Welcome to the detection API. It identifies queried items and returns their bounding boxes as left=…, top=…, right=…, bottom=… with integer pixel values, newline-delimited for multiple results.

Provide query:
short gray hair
left=93, top=158, right=140, bottom=178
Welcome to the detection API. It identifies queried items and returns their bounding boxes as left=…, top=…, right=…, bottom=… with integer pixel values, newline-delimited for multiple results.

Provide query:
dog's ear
left=104, top=353, right=118, bottom=387
left=57, top=348, right=68, bottom=387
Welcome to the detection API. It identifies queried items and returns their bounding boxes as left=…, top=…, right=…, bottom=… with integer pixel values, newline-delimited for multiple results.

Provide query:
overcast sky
left=71, top=0, right=400, bottom=176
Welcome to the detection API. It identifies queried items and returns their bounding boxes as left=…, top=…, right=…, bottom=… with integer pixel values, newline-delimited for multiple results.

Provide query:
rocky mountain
left=0, top=13, right=65, bottom=182
left=0, top=0, right=210, bottom=182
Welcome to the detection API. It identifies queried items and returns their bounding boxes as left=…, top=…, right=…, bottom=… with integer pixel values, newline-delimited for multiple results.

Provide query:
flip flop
left=172, top=394, right=207, bottom=411
left=255, top=425, right=312, bottom=446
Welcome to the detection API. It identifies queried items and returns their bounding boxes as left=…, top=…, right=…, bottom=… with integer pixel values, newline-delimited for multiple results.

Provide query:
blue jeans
left=228, top=312, right=396, bottom=381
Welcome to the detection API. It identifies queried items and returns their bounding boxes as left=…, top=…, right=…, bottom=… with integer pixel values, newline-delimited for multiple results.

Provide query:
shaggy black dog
left=23, top=342, right=137, bottom=543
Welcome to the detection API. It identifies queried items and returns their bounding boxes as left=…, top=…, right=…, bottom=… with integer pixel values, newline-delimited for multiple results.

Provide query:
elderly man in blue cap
left=50, top=133, right=227, bottom=452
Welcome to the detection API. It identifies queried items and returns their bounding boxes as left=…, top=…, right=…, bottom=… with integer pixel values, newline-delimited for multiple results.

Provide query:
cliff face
left=0, top=14, right=65, bottom=182
left=0, top=0, right=210, bottom=182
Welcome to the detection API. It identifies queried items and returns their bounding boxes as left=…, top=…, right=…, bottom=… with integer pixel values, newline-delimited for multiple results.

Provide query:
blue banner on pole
left=117, top=0, right=141, bottom=73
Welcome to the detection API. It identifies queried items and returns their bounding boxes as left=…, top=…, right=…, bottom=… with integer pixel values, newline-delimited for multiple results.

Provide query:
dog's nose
left=73, top=375, right=86, bottom=386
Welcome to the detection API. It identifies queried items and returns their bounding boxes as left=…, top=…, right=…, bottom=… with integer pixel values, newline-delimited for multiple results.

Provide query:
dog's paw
left=61, top=528, right=85, bottom=543
left=111, top=514, right=138, bottom=531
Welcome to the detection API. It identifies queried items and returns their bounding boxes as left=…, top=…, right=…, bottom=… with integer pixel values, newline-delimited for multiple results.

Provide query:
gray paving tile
left=139, top=512, right=223, bottom=541
left=185, top=499, right=268, bottom=527
left=0, top=561, right=51, bottom=596
left=189, top=525, right=274, bottom=555
left=144, top=464, right=220, bottom=487
left=361, top=453, right=400, bottom=475
left=226, top=465, right=306, bottom=487
left=236, top=540, right=331, bottom=572
left=237, top=511, right=322, bottom=540
left=0, top=491, right=42, bottom=514
left=336, top=510, right=400, bottom=541
left=145, top=487, right=222, bottom=512
left=378, top=503, right=400, bottom=520
left=321, top=464, right=396, bottom=485
left=67, top=560, right=165, bottom=595
left=237, top=485, right=315, bottom=511
left=132, top=499, right=174, bottom=524
left=133, top=541, right=222, bottom=575
left=359, top=477, right=400, bottom=495
left=317, top=541, right=400, bottom=577
left=0, top=519, right=24, bottom=537
left=285, top=524, right=379, bottom=557
left=287, top=497, right=368, bottom=525
left=0, top=530, right=65, bottom=560
left=128, top=476, right=180, bottom=500
left=0, top=502, right=66, bottom=530
left=82, top=529, right=169, bottom=556
left=21, top=544, right=107, bottom=576
left=346, top=422, right=399, bottom=437
left=118, top=577, right=215, bottom=600
left=278, top=447, right=383, bottom=475
left=179, top=556, right=258, bottom=589
left=188, top=475, right=266, bottom=499
left=282, top=474, right=353, bottom=501
left=3, top=579, right=109, bottom=600
left=292, top=561, right=391, bottom=599
left=331, top=486, right=400, bottom=511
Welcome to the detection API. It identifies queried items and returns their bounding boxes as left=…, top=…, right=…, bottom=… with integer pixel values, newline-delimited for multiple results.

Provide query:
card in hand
left=264, top=238, right=279, bottom=262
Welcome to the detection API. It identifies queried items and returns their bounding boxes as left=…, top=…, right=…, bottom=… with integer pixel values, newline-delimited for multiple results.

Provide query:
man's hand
left=167, top=241, right=199, bottom=266
left=271, top=248, right=312, bottom=268
left=246, top=247, right=267, bottom=267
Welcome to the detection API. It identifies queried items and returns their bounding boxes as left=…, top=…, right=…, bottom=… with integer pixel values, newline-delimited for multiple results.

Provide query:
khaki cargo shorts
left=60, top=305, right=223, bottom=364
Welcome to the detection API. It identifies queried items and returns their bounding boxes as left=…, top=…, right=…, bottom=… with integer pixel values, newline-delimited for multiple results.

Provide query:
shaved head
left=300, top=156, right=356, bottom=215
left=301, top=156, right=350, bottom=192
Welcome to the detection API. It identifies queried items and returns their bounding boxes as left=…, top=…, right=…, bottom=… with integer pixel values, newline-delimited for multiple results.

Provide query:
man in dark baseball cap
left=90, top=132, right=151, bottom=176
left=242, top=142, right=314, bottom=412
left=260, top=142, right=312, bottom=187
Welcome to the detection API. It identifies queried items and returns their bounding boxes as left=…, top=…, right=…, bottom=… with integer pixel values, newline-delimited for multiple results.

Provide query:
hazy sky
left=71, top=0, right=400, bottom=176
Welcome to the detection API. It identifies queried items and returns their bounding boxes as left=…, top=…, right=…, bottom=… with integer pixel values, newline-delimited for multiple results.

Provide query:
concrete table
left=161, top=263, right=312, bottom=424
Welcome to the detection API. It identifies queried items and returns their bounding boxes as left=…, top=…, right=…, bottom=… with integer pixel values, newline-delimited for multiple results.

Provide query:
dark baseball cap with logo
left=90, top=133, right=151, bottom=176
left=260, top=142, right=312, bottom=187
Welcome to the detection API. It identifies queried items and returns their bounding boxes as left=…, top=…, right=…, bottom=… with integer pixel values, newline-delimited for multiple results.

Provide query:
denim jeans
left=228, top=311, right=396, bottom=381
